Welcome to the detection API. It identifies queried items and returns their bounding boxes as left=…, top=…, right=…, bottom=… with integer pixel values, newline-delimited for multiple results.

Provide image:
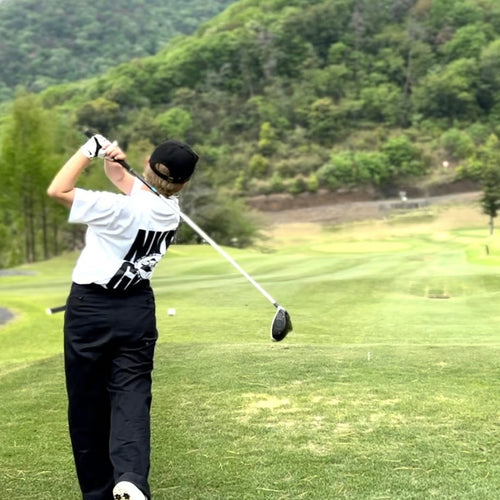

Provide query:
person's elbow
left=46, top=183, right=62, bottom=201
left=46, top=183, right=58, bottom=199
left=47, top=184, right=73, bottom=208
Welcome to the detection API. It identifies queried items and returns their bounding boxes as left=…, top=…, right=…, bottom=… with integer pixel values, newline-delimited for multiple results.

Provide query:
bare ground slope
left=258, top=192, right=482, bottom=226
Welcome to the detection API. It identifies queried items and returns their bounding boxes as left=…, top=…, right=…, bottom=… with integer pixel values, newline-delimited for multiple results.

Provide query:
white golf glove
left=80, top=134, right=111, bottom=159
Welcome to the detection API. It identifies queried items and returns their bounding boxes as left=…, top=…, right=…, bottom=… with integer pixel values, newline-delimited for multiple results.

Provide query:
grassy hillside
left=0, top=201, right=499, bottom=498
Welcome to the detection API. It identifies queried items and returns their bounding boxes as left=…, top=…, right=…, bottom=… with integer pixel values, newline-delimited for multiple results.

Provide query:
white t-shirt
left=69, top=178, right=180, bottom=291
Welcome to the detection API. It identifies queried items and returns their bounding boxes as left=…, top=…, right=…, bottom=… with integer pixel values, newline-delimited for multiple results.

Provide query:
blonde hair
left=144, top=162, right=186, bottom=197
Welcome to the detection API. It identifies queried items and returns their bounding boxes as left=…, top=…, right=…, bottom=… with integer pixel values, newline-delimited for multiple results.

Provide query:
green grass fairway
left=0, top=204, right=499, bottom=499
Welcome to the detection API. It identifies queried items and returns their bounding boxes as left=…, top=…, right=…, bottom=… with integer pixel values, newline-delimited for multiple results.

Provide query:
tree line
left=0, top=92, right=260, bottom=268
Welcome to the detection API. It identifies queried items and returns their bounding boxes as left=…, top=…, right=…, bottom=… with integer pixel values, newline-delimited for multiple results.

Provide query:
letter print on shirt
left=107, top=229, right=176, bottom=290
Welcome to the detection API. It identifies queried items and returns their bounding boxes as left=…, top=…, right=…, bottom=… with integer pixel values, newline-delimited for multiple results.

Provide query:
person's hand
left=80, top=134, right=112, bottom=159
left=103, top=142, right=126, bottom=163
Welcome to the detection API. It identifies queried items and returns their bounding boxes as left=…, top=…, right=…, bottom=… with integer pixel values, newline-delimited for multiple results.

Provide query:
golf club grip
left=46, top=305, right=66, bottom=315
left=83, top=130, right=163, bottom=196
left=84, top=129, right=135, bottom=172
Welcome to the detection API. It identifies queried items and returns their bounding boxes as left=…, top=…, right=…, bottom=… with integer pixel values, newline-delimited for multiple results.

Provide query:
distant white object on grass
left=167, top=308, right=176, bottom=316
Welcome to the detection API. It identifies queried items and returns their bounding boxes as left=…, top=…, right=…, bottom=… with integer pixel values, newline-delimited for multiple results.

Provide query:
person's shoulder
left=76, top=188, right=130, bottom=209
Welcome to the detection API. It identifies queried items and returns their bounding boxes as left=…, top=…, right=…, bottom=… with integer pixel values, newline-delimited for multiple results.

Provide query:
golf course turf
left=0, top=201, right=498, bottom=499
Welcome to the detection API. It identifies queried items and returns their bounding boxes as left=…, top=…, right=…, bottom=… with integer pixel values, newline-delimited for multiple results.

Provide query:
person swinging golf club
left=47, top=133, right=199, bottom=500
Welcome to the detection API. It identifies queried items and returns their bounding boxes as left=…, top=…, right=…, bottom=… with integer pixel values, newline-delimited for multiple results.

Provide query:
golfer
left=47, top=133, right=199, bottom=500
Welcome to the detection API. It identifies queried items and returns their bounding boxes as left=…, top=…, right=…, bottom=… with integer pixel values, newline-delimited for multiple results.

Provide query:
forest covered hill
left=0, top=0, right=237, bottom=100
left=31, top=0, right=500, bottom=200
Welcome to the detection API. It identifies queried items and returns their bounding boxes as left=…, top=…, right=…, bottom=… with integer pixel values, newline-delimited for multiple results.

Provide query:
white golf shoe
left=113, top=481, right=147, bottom=500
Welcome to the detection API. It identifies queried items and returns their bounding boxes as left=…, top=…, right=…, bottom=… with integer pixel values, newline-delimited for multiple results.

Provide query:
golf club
left=46, top=305, right=66, bottom=315
left=46, top=132, right=293, bottom=342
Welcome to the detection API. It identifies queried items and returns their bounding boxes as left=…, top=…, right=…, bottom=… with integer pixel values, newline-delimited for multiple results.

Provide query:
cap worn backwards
left=149, top=140, right=199, bottom=184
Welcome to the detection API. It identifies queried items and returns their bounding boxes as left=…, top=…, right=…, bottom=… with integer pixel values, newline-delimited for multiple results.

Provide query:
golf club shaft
left=174, top=205, right=278, bottom=307
left=86, top=131, right=279, bottom=308
left=121, top=161, right=278, bottom=307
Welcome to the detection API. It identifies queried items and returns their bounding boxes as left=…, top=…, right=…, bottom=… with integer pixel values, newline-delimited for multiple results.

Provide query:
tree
left=427, top=0, right=483, bottom=31
left=248, top=153, right=269, bottom=178
left=439, top=128, right=474, bottom=161
left=307, top=98, right=341, bottom=145
left=280, top=1, right=352, bottom=62
left=0, top=91, right=62, bottom=266
left=476, top=135, right=500, bottom=235
left=480, top=165, right=500, bottom=235
left=441, top=23, right=489, bottom=62
left=477, top=39, right=500, bottom=112
left=0, top=0, right=237, bottom=99
left=75, top=98, right=121, bottom=136
left=258, top=122, right=278, bottom=155
left=412, top=58, right=479, bottom=121
left=177, top=175, right=260, bottom=247
left=360, top=84, right=405, bottom=125
left=156, top=107, right=193, bottom=140
left=382, top=135, right=424, bottom=179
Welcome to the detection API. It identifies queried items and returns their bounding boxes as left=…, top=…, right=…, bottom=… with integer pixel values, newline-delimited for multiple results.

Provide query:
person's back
left=70, top=178, right=179, bottom=291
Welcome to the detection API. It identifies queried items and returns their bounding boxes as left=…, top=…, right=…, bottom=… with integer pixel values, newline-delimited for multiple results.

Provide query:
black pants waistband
left=72, top=280, right=151, bottom=297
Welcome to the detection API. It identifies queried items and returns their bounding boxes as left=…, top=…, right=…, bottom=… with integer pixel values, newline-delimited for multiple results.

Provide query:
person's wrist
left=79, top=149, right=94, bottom=162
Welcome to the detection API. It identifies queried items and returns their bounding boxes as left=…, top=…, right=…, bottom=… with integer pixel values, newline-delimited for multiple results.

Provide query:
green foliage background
left=28, top=0, right=500, bottom=195
left=3, top=0, right=500, bottom=266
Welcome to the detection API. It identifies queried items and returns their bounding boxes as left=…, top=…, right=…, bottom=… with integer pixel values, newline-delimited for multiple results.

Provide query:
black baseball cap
left=149, top=140, right=199, bottom=184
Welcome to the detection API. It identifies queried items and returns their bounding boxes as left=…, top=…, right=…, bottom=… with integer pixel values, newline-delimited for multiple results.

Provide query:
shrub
left=382, top=135, right=425, bottom=178
left=248, top=153, right=270, bottom=178
left=287, top=175, right=308, bottom=195
left=440, top=128, right=474, bottom=161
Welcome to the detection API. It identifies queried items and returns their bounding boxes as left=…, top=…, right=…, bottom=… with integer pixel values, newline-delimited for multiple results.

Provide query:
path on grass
left=0, top=270, right=35, bottom=326
left=0, top=308, right=13, bottom=326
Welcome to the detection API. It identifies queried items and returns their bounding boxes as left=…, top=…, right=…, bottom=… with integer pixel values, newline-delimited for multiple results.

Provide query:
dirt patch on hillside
left=248, top=178, right=481, bottom=226
left=256, top=191, right=482, bottom=226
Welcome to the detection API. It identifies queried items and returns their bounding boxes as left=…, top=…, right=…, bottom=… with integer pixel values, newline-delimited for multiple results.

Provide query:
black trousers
left=64, top=282, right=157, bottom=500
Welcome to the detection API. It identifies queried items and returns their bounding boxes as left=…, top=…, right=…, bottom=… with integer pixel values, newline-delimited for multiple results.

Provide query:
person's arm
left=47, top=134, right=127, bottom=208
left=103, top=143, right=135, bottom=195
left=46, top=150, right=90, bottom=208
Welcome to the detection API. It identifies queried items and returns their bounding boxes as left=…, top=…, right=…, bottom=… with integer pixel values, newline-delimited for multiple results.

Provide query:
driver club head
left=271, top=306, right=293, bottom=342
